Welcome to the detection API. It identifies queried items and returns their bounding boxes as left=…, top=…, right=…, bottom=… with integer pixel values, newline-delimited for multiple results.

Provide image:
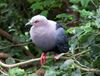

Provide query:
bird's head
left=25, top=15, right=48, bottom=27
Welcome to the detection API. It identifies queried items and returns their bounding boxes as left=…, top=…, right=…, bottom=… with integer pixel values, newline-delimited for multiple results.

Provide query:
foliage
left=8, top=67, right=25, bottom=76
left=0, top=0, right=100, bottom=76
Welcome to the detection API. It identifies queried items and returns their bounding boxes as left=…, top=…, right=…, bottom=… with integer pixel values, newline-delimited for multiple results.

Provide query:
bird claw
left=54, top=53, right=65, bottom=60
left=40, top=52, right=46, bottom=65
left=54, top=54, right=60, bottom=60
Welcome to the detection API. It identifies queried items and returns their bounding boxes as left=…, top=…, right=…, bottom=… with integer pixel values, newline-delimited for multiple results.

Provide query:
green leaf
left=5, top=57, right=15, bottom=64
left=29, top=73, right=38, bottom=76
left=95, top=18, right=100, bottom=28
left=69, top=0, right=80, bottom=4
left=69, top=36, right=78, bottom=53
left=80, top=0, right=90, bottom=7
left=0, top=3, right=7, bottom=8
left=86, top=72, right=95, bottom=76
left=43, top=0, right=61, bottom=8
left=0, top=74, right=6, bottom=76
left=43, top=0, right=53, bottom=7
left=71, top=5, right=79, bottom=11
left=8, top=67, right=25, bottom=76
left=79, top=9, right=91, bottom=17
left=97, top=6, right=100, bottom=17
left=90, top=44, right=100, bottom=57
left=71, top=69, right=81, bottom=76
left=95, top=34, right=100, bottom=43
left=78, top=32, right=94, bottom=45
left=95, top=6, right=100, bottom=28
left=56, top=13, right=68, bottom=18
left=44, top=70, right=57, bottom=76
left=60, top=59, right=74, bottom=70
left=72, top=27, right=84, bottom=35
left=82, top=23, right=93, bottom=33
left=93, top=57, right=100, bottom=69
left=40, top=10, right=48, bottom=17
left=66, top=28, right=74, bottom=34
left=62, top=74, right=69, bottom=76
left=31, top=2, right=43, bottom=11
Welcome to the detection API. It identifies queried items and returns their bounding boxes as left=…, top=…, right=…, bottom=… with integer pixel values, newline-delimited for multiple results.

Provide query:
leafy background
left=0, top=0, right=100, bottom=76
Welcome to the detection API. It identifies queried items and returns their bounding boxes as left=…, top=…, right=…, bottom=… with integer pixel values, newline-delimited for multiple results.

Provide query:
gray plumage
left=54, top=23, right=69, bottom=53
left=26, top=15, right=69, bottom=54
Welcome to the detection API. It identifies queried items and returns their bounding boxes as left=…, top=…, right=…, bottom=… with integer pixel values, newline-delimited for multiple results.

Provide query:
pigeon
left=25, top=15, right=69, bottom=65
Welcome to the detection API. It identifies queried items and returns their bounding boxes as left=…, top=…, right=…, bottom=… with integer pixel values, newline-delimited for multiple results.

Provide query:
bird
left=25, top=15, right=70, bottom=65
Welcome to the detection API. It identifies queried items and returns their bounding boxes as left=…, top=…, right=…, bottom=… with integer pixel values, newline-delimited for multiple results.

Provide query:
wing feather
left=55, top=23, right=69, bottom=53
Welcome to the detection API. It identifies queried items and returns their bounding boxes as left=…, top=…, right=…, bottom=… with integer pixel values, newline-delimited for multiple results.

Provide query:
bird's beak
left=25, top=21, right=31, bottom=26
left=25, top=22, right=32, bottom=31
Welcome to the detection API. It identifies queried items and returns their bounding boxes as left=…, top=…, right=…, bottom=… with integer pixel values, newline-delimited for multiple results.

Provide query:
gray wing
left=55, top=23, right=69, bottom=53
left=56, top=27, right=66, bottom=44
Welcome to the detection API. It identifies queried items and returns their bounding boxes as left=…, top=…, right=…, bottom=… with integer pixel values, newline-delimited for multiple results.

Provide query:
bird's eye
left=34, top=20, right=40, bottom=23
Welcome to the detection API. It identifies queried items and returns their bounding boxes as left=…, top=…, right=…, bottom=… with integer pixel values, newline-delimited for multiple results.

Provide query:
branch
left=73, top=56, right=100, bottom=73
left=0, top=42, right=32, bottom=50
left=0, top=69, right=8, bottom=76
left=90, top=0, right=97, bottom=8
left=0, top=51, right=100, bottom=73
left=0, top=67, right=8, bottom=76
left=75, top=63, right=100, bottom=73
left=0, top=50, right=87, bottom=68
left=72, top=50, right=89, bottom=57
left=0, top=57, right=51, bottom=68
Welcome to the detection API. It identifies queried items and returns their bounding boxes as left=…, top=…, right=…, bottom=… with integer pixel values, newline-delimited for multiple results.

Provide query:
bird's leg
left=40, top=52, right=46, bottom=65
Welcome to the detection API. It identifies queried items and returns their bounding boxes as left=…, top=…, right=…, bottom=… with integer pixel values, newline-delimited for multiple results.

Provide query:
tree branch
left=74, top=63, right=100, bottom=73
left=0, top=57, right=50, bottom=68
left=0, top=42, right=32, bottom=50
left=0, top=67, right=8, bottom=76
left=0, top=51, right=100, bottom=73
left=0, top=69, right=8, bottom=76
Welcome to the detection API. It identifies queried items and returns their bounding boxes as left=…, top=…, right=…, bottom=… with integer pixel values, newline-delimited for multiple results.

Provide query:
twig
left=73, top=50, right=88, bottom=57
left=0, top=69, right=8, bottom=76
left=74, top=63, right=100, bottom=73
left=90, top=0, right=97, bottom=8
left=64, top=50, right=88, bottom=58
left=73, top=57, right=100, bottom=73
left=66, top=19, right=79, bottom=26
left=0, top=67, right=8, bottom=75
left=0, top=42, right=32, bottom=50
left=74, top=58, right=87, bottom=68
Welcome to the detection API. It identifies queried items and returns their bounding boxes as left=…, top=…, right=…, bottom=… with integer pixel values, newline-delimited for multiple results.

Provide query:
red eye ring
left=34, top=20, right=39, bottom=23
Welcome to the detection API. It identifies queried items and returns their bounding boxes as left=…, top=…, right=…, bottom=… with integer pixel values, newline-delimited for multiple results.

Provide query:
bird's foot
left=40, top=52, right=46, bottom=65
left=54, top=53, right=65, bottom=60
left=54, top=54, right=60, bottom=60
